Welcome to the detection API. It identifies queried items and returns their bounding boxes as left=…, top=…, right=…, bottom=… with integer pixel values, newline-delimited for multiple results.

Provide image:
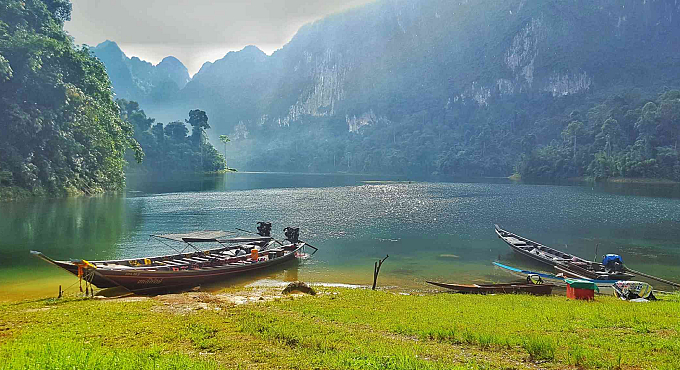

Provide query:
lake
left=1, top=172, right=680, bottom=301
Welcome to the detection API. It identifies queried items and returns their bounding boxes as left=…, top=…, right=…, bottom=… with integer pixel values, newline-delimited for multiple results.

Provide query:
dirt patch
left=147, top=283, right=313, bottom=315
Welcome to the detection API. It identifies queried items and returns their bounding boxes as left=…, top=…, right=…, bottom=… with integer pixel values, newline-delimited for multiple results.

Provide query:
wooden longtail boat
left=427, top=281, right=554, bottom=295
left=494, top=225, right=634, bottom=281
left=32, top=227, right=309, bottom=294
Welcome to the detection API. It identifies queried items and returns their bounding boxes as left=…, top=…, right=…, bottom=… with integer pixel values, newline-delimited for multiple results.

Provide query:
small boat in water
left=426, top=281, right=554, bottom=296
left=32, top=224, right=310, bottom=294
left=494, top=225, right=634, bottom=281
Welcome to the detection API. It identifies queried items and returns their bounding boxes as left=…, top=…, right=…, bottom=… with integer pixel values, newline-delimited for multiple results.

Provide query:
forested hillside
left=518, top=90, right=680, bottom=181
left=97, top=0, right=680, bottom=181
left=0, top=0, right=142, bottom=198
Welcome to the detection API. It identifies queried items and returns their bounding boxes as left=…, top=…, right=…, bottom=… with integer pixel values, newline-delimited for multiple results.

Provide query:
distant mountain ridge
left=91, top=40, right=190, bottom=103
left=96, top=0, right=680, bottom=176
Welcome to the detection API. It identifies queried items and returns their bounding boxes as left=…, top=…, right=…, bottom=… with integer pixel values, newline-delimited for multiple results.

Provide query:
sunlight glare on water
left=1, top=172, right=680, bottom=300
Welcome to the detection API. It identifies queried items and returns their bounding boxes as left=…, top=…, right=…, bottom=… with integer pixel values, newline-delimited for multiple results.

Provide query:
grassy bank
left=1, top=288, right=679, bottom=369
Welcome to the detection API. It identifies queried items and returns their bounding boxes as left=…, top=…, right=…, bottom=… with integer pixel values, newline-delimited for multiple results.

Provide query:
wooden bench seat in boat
left=505, top=237, right=527, bottom=246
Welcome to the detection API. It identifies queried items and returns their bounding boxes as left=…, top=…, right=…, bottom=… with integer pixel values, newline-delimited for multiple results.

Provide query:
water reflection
left=125, top=171, right=406, bottom=195
left=2, top=173, right=680, bottom=301
left=0, top=196, right=138, bottom=266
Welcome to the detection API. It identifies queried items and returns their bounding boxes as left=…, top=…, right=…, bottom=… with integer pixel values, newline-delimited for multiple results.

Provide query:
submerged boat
left=427, top=281, right=554, bottom=296
left=32, top=225, right=309, bottom=294
left=494, top=225, right=634, bottom=281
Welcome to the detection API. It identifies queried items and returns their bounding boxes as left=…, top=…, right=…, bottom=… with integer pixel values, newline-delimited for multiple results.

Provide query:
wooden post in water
left=372, top=255, right=389, bottom=290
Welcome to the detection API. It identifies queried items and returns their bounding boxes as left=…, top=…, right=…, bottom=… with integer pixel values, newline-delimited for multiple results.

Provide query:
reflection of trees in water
left=0, top=196, right=142, bottom=266
left=126, top=173, right=227, bottom=194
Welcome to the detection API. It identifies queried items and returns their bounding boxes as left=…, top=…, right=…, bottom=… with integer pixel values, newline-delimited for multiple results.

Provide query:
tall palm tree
left=219, top=135, right=230, bottom=169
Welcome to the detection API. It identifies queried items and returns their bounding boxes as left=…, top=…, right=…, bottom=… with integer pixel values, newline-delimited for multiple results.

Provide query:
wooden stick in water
left=372, top=255, right=389, bottom=290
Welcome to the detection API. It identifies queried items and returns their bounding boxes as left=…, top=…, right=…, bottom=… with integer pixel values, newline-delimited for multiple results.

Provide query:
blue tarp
left=602, top=254, right=623, bottom=266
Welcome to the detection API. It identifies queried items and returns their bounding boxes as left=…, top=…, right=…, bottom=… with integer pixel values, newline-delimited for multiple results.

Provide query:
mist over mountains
left=91, top=41, right=190, bottom=103
left=95, top=0, right=680, bottom=177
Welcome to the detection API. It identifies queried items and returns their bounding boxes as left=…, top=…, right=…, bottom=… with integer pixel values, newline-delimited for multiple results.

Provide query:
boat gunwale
left=92, top=244, right=305, bottom=275
left=43, top=240, right=288, bottom=267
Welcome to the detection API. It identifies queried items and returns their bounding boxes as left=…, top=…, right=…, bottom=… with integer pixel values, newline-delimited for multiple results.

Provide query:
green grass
left=1, top=290, right=679, bottom=369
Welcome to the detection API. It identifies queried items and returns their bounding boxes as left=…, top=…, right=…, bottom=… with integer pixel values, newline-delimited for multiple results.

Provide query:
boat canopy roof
left=152, top=231, right=273, bottom=244
left=152, top=230, right=229, bottom=242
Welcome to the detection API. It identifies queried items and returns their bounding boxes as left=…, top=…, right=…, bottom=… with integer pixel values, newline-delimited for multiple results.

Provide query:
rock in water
left=282, top=281, right=316, bottom=296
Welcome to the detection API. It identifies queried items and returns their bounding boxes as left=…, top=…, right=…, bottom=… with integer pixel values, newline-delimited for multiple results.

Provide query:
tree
left=165, top=121, right=188, bottom=142
left=219, top=135, right=231, bottom=169
left=152, top=122, right=165, bottom=144
left=187, top=109, right=210, bottom=143
left=561, top=121, right=584, bottom=160
left=635, top=102, right=658, bottom=157
left=595, top=118, right=622, bottom=157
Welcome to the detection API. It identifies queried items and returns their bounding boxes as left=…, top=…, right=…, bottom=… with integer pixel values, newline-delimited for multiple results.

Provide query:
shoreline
left=508, top=174, right=679, bottom=185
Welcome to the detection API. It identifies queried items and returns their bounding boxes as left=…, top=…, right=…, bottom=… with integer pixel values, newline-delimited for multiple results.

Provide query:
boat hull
left=554, top=263, right=634, bottom=281
left=95, top=250, right=300, bottom=293
left=494, top=225, right=633, bottom=281
left=32, top=242, right=305, bottom=294
left=427, top=281, right=554, bottom=296
left=31, top=252, right=119, bottom=288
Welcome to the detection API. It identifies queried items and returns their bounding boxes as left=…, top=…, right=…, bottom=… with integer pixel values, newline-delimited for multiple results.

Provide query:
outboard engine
left=283, top=227, right=300, bottom=244
left=602, top=254, right=624, bottom=272
left=257, top=222, right=272, bottom=237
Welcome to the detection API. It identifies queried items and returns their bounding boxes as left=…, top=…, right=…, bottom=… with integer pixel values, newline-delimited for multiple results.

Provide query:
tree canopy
left=518, top=90, right=680, bottom=181
left=0, top=0, right=142, bottom=196
left=118, top=101, right=225, bottom=175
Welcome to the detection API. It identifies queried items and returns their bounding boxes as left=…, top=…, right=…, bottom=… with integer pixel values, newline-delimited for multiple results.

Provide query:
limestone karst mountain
left=96, top=0, right=680, bottom=177
left=91, top=41, right=190, bottom=103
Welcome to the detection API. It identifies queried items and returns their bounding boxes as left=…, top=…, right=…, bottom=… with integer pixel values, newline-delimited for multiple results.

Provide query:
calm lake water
left=2, top=172, right=680, bottom=301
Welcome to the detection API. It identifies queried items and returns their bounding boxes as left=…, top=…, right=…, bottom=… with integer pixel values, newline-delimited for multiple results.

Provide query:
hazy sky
left=65, top=0, right=374, bottom=76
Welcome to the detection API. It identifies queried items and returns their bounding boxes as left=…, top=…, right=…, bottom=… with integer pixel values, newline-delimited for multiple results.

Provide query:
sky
left=65, top=0, right=374, bottom=76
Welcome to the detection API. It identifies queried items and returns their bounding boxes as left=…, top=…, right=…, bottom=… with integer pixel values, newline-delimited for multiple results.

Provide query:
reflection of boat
left=494, top=225, right=634, bottom=281
left=32, top=226, right=309, bottom=294
left=426, top=281, right=554, bottom=295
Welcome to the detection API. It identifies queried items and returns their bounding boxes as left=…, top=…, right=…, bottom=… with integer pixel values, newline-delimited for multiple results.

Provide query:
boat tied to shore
left=32, top=223, right=313, bottom=294
left=494, top=224, right=634, bottom=281
left=427, top=280, right=554, bottom=296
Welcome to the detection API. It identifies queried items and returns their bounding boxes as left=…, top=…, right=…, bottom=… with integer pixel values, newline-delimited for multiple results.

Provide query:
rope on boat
left=624, top=265, right=680, bottom=288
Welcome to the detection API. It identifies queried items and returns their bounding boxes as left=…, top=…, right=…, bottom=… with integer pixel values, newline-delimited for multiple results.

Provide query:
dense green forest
left=518, top=90, right=680, bottom=181
left=0, top=0, right=224, bottom=199
left=235, top=89, right=680, bottom=182
left=117, top=100, right=225, bottom=175
left=0, top=0, right=142, bottom=197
